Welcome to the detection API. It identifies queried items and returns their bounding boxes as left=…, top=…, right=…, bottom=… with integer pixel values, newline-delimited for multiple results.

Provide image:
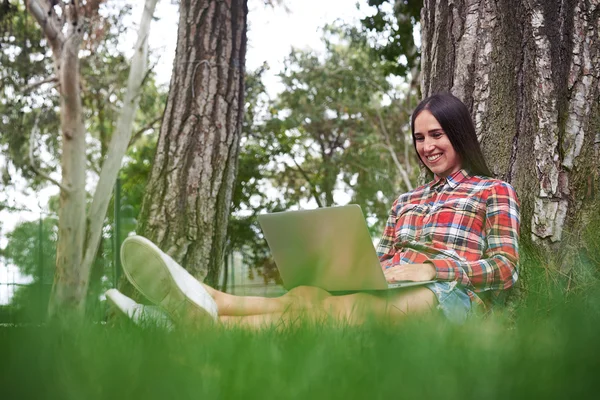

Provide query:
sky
left=0, top=0, right=379, bottom=304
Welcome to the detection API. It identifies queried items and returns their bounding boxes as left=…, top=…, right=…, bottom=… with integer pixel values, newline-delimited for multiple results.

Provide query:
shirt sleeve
left=376, top=198, right=400, bottom=270
left=427, top=182, right=520, bottom=292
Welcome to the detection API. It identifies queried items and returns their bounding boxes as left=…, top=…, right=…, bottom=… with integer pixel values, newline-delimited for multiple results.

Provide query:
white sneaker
left=120, top=235, right=218, bottom=324
left=105, top=288, right=174, bottom=330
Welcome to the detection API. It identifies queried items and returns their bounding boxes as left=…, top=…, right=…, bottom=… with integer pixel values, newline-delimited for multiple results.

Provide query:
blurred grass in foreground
left=4, top=211, right=600, bottom=400
left=2, top=273, right=600, bottom=400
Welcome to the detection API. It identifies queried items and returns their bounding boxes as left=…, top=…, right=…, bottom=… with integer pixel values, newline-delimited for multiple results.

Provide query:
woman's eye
left=432, top=132, right=443, bottom=138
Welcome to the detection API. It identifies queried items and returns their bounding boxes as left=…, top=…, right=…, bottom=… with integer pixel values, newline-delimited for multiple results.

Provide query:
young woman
left=106, top=93, right=520, bottom=328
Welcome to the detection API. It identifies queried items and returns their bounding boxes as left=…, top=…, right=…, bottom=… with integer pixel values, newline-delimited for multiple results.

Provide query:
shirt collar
left=430, top=169, right=470, bottom=189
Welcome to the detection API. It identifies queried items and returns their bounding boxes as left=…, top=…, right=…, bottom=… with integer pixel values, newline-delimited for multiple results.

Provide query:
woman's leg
left=203, top=284, right=332, bottom=316
left=217, top=286, right=437, bottom=329
left=120, top=235, right=437, bottom=328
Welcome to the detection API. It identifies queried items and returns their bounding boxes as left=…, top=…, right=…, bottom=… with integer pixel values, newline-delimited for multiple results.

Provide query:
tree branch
left=139, top=55, right=160, bottom=89
left=28, top=114, right=71, bottom=193
left=23, top=76, right=58, bottom=93
left=26, top=0, right=65, bottom=54
left=128, top=115, right=162, bottom=147
left=67, top=0, right=79, bottom=28
left=291, top=157, right=323, bottom=208
left=374, top=107, right=414, bottom=191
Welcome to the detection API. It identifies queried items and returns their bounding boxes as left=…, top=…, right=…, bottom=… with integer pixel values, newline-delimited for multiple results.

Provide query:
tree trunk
left=137, top=0, right=248, bottom=286
left=420, top=0, right=600, bottom=264
left=27, top=1, right=89, bottom=316
left=28, top=0, right=159, bottom=316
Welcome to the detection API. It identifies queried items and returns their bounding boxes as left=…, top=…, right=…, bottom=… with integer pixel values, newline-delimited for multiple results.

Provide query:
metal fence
left=0, top=180, right=127, bottom=323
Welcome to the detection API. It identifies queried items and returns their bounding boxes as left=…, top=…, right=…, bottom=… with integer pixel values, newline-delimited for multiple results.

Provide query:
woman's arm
left=426, top=182, right=521, bottom=291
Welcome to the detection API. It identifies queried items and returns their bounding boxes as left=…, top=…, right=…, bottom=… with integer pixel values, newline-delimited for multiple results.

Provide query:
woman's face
left=413, top=110, right=462, bottom=178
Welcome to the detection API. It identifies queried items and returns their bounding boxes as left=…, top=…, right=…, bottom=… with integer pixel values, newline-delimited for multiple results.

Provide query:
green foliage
left=3, top=216, right=57, bottom=279
left=272, top=28, right=417, bottom=215
left=118, top=134, right=159, bottom=224
left=1, top=214, right=56, bottom=320
left=356, top=0, right=422, bottom=77
left=0, top=3, right=60, bottom=186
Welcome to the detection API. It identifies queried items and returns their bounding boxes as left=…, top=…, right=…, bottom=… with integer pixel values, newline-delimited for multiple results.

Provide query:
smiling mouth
left=426, top=154, right=442, bottom=162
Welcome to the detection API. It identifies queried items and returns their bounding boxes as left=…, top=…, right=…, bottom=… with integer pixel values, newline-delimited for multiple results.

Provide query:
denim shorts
left=425, top=281, right=471, bottom=324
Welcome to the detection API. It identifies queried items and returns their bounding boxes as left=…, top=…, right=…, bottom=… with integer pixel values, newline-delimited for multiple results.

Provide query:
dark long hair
left=410, top=93, right=492, bottom=177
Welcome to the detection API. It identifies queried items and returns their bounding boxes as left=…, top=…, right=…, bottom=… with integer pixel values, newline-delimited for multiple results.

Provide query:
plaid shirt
left=377, top=169, right=520, bottom=308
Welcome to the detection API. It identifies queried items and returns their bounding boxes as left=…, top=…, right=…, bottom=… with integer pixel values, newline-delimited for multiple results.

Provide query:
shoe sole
left=120, top=236, right=213, bottom=325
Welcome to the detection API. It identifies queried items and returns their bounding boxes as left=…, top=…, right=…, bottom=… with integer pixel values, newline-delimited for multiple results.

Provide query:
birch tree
left=137, top=0, right=248, bottom=286
left=420, top=0, right=600, bottom=268
left=26, top=0, right=159, bottom=316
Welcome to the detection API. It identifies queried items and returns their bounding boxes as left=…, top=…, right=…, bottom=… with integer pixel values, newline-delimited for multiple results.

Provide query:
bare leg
left=217, top=286, right=437, bottom=329
left=203, top=284, right=331, bottom=317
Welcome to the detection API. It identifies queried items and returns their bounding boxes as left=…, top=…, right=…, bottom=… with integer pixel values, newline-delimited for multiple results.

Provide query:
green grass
left=2, top=278, right=600, bottom=400
left=4, top=223, right=600, bottom=400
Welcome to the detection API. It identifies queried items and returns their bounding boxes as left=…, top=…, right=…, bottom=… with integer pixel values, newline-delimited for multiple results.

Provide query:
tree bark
left=137, top=0, right=248, bottom=286
left=420, top=0, right=600, bottom=263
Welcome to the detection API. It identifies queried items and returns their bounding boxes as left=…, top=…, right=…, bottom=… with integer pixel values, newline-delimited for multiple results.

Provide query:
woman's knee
left=284, top=286, right=331, bottom=307
left=321, top=292, right=387, bottom=321
left=385, top=287, right=438, bottom=320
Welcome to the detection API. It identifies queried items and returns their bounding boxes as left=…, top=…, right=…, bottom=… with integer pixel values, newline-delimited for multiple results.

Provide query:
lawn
left=2, top=273, right=599, bottom=400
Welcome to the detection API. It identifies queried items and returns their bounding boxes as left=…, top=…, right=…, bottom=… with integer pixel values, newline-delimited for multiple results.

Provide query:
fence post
left=113, top=178, right=122, bottom=287
left=38, top=212, right=44, bottom=318
left=230, top=252, right=235, bottom=294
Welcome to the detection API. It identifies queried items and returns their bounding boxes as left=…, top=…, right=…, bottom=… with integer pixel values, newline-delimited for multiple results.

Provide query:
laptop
left=257, top=204, right=436, bottom=292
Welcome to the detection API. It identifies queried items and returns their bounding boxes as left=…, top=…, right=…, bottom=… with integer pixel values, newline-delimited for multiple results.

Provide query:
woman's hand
left=384, top=263, right=436, bottom=283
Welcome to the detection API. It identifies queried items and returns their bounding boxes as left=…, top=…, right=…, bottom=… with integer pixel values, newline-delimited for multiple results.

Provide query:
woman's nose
left=423, top=138, right=436, bottom=152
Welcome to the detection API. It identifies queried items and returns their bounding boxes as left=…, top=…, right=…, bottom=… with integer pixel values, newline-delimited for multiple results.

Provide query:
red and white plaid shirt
left=377, top=169, right=520, bottom=307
